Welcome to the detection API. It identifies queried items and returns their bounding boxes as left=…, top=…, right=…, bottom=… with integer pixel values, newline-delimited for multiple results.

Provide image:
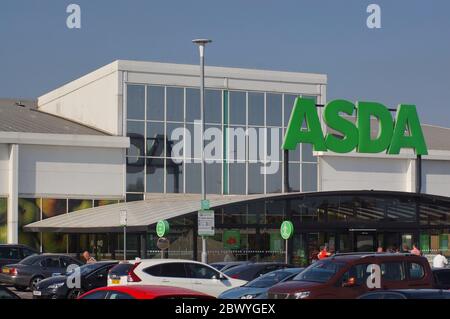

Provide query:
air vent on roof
left=15, top=101, right=26, bottom=107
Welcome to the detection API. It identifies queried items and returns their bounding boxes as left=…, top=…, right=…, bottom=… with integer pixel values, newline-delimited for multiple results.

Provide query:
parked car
left=108, top=260, right=136, bottom=286
left=432, top=268, right=450, bottom=289
left=358, top=289, right=450, bottom=299
left=0, top=286, right=20, bottom=299
left=0, top=254, right=83, bottom=291
left=224, top=262, right=295, bottom=282
left=268, top=253, right=433, bottom=299
left=219, top=268, right=304, bottom=299
left=33, top=261, right=118, bottom=299
left=210, top=261, right=250, bottom=272
left=0, top=244, right=38, bottom=268
left=107, top=259, right=247, bottom=297
left=79, top=285, right=216, bottom=300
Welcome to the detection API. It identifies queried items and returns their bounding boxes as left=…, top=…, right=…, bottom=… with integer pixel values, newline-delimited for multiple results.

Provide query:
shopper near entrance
left=433, top=251, right=448, bottom=268
left=82, top=251, right=97, bottom=264
left=317, top=245, right=331, bottom=260
left=410, top=244, right=422, bottom=256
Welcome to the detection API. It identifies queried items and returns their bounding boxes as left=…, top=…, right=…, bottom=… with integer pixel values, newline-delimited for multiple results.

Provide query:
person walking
left=410, top=244, right=422, bottom=256
left=317, top=246, right=331, bottom=260
left=433, top=251, right=448, bottom=268
left=82, top=251, right=97, bottom=264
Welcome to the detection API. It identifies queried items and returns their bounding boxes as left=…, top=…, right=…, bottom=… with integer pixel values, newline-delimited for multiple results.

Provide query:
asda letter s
left=282, top=98, right=428, bottom=155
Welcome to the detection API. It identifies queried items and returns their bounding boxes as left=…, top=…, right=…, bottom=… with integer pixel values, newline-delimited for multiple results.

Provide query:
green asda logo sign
left=282, top=98, right=428, bottom=155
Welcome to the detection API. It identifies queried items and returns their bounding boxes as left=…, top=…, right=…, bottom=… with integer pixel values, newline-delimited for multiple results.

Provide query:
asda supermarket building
left=0, top=60, right=449, bottom=265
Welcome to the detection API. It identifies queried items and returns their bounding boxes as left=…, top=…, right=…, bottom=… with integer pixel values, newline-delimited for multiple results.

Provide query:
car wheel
left=29, top=276, right=44, bottom=290
left=14, top=285, right=28, bottom=292
left=67, top=289, right=84, bottom=299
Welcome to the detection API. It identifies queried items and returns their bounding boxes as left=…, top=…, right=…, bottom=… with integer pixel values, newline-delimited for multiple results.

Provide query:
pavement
left=1, top=284, right=33, bottom=299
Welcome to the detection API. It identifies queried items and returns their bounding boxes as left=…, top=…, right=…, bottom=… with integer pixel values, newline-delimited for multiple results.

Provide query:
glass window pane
left=166, top=87, right=184, bottom=122
left=68, top=199, right=92, bottom=213
left=248, top=92, right=264, bottom=126
left=127, top=121, right=145, bottom=157
left=147, top=122, right=165, bottom=157
left=266, top=93, right=282, bottom=126
left=288, top=163, right=300, bottom=192
left=127, top=85, right=145, bottom=120
left=205, top=89, right=222, bottom=124
left=167, top=123, right=185, bottom=158
left=248, top=162, right=264, bottom=194
left=284, top=94, right=300, bottom=127
left=42, top=199, right=67, bottom=218
left=94, top=200, right=118, bottom=207
left=229, top=162, right=246, bottom=195
left=266, top=164, right=282, bottom=194
left=302, top=143, right=316, bottom=162
left=186, top=123, right=201, bottom=159
left=147, top=86, right=165, bottom=121
left=206, top=162, right=221, bottom=195
left=166, top=159, right=183, bottom=193
left=185, top=163, right=201, bottom=193
left=18, top=198, right=40, bottom=251
left=42, top=233, right=67, bottom=253
left=302, top=163, right=317, bottom=192
left=267, top=127, right=283, bottom=163
left=126, top=157, right=145, bottom=192
left=126, top=194, right=144, bottom=202
left=186, top=88, right=200, bottom=123
left=229, top=91, right=246, bottom=125
left=146, top=158, right=164, bottom=193
left=0, top=198, right=6, bottom=244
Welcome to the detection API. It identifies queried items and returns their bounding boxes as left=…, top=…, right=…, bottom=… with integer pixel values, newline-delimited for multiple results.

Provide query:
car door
left=86, top=265, right=112, bottom=291
left=40, top=257, right=63, bottom=278
left=380, top=261, right=408, bottom=289
left=333, top=263, right=372, bottom=299
left=142, top=262, right=190, bottom=289
left=186, top=262, right=231, bottom=297
left=406, top=261, right=428, bottom=289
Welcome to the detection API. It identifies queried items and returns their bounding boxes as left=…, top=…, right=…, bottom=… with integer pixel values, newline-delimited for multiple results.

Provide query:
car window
left=340, top=263, right=371, bottom=286
left=0, top=247, right=20, bottom=259
left=22, top=248, right=36, bottom=258
left=407, top=262, right=425, bottom=280
left=186, top=263, right=220, bottom=279
left=294, top=260, right=346, bottom=283
left=60, top=257, right=76, bottom=268
left=80, top=291, right=108, bottom=299
left=107, top=291, right=134, bottom=300
left=258, top=265, right=281, bottom=277
left=144, top=263, right=187, bottom=278
left=381, top=262, right=405, bottom=281
left=246, top=270, right=295, bottom=288
left=42, top=257, right=61, bottom=268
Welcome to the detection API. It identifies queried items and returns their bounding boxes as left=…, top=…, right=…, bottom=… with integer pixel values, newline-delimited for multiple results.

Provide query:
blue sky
left=0, top=0, right=449, bottom=126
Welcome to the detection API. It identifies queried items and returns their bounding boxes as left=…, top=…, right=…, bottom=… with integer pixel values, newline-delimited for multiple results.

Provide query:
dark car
left=0, top=254, right=82, bottom=291
left=210, top=261, right=250, bottom=272
left=34, top=261, right=118, bottom=299
left=432, top=268, right=450, bottom=289
left=358, top=289, right=450, bottom=299
left=268, top=253, right=433, bottom=299
left=0, top=244, right=38, bottom=268
left=0, top=286, right=20, bottom=299
left=224, top=263, right=294, bottom=282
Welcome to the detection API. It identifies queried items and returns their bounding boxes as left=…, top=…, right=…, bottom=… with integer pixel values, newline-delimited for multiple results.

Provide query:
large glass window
left=146, top=158, right=165, bottom=193
left=284, top=94, right=299, bottom=127
left=266, top=164, right=282, bottom=194
left=206, top=162, right=222, bottom=195
left=302, top=163, right=318, bottom=192
left=248, top=162, right=264, bottom=194
left=186, top=88, right=200, bottom=123
left=266, top=93, right=282, bottom=127
left=42, top=199, right=67, bottom=218
left=229, top=162, right=246, bottom=195
left=147, top=86, right=165, bottom=121
left=166, top=159, right=183, bottom=193
left=166, top=87, right=184, bottom=122
left=127, top=85, right=145, bottom=120
left=126, top=157, right=145, bottom=193
left=248, top=92, right=264, bottom=126
left=0, top=198, right=6, bottom=244
left=127, top=121, right=145, bottom=157
left=229, top=91, right=246, bottom=125
left=185, top=163, right=201, bottom=194
left=68, top=199, right=92, bottom=213
left=205, top=89, right=222, bottom=124
left=146, top=121, right=165, bottom=157
left=18, top=198, right=40, bottom=251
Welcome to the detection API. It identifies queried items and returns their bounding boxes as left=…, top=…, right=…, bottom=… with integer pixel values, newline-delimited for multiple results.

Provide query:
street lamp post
left=193, top=38, right=212, bottom=264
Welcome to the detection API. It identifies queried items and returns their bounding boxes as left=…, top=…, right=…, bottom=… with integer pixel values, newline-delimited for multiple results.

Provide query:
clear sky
left=0, top=0, right=449, bottom=126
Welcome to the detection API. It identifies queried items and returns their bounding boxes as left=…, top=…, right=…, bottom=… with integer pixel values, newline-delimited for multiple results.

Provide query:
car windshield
left=293, top=260, right=345, bottom=283
left=245, top=270, right=297, bottom=288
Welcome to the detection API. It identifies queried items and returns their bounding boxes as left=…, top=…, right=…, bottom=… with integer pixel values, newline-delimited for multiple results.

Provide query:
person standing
left=410, top=244, right=422, bottom=256
left=82, top=251, right=97, bottom=264
left=432, top=251, right=448, bottom=268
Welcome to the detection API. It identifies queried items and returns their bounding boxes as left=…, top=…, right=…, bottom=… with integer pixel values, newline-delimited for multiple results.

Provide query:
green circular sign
left=156, top=220, right=169, bottom=238
left=280, top=221, right=294, bottom=240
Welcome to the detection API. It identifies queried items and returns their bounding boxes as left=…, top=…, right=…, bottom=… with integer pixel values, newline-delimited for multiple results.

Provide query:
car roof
left=328, top=252, right=427, bottom=262
left=88, top=285, right=213, bottom=298
left=133, top=259, right=210, bottom=265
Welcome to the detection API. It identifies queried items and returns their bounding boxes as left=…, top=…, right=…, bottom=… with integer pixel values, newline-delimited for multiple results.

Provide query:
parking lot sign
left=198, top=210, right=215, bottom=236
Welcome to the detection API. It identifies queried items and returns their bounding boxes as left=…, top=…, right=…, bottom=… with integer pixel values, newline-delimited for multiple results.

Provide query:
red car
left=78, top=285, right=216, bottom=300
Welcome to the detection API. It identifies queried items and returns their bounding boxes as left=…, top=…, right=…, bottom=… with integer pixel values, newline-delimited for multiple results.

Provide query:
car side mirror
left=342, top=277, right=356, bottom=288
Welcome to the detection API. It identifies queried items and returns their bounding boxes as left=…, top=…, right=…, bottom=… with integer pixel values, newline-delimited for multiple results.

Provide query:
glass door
left=355, top=232, right=376, bottom=252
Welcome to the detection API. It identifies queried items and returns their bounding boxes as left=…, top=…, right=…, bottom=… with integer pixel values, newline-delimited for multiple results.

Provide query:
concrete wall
left=319, top=155, right=413, bottom=193
left=18, top=145, right=124, bottom=198
left=38, top=62, right=121, bottom=135
left=422, top=160, right=450, bottom=197
left=0, top=144, right=9, bottom=196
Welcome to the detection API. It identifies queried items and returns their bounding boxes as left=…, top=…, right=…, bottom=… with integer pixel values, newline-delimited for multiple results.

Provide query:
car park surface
left=79, top=285, right=216, bottom=300
left=219, top=267, right=305, bottom=299
left=223, top=262, right=295, bottom=282
left=268, top=253, right=433, bottom=299
left=34, top=261, right=118, bottom=299
left=0, top=254, right=83, bottom=291
left=108, top=259, right=246, bottom=297
left=0, top=286, right=20, bottom=299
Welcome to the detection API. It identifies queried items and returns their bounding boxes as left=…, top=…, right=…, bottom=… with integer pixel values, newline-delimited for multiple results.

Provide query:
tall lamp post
left=193, top=38, right=212, bottom=264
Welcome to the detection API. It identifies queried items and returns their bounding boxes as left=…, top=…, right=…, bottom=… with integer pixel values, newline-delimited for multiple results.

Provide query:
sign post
left=198, top=210, right=215, bottom=236
left=119, top=210, right=127, bottom=261
left=280, top=221, right=294, bottom=264
left=156, top=220, right=170, bottom=259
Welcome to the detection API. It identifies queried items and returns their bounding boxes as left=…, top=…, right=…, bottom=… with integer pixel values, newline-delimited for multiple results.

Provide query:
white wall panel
left=422, top=160, right=450, bottom=197
left=0, top=144, right=9, bottom=196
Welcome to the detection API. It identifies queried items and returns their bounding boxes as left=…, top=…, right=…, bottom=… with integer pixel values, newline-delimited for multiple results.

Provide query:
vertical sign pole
left=285, top=239, right=288, bottom=264
left=123, top=225, right=127, bottom=261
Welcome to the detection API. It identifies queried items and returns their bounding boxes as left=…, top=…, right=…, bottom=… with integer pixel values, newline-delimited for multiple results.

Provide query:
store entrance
left=354, top=231, right=377, bottom=252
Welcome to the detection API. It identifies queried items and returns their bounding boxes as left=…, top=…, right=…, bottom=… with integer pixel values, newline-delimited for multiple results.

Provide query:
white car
left=107, top=259, right=247, bottom=297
